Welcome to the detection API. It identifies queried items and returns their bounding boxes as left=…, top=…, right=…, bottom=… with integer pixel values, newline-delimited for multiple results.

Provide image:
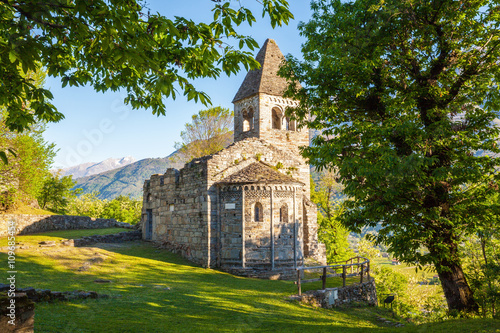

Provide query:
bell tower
left=232, top=39, right=309, bottom=158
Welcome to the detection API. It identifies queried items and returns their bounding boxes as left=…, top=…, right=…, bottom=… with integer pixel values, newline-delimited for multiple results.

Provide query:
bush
left=373, top=266, right=447, bottom=322
left=66, top=193, right=141, bottom=224
left=0, top=187, right=17, bottom=211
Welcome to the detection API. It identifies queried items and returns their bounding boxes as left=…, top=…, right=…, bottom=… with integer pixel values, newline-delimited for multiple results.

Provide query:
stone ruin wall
left=142, top=160, right=211, bottom=267
left=0, top=214, right=133, bottom=237
left=299, top=279, right=378, bottom=308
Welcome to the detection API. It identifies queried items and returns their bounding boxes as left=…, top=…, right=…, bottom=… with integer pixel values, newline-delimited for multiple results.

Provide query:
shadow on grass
left=1, top=238, right=391, bottom=332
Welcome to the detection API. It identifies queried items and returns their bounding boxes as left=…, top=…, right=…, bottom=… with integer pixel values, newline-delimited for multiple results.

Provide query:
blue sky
left=44, top=1, right=313, bottom=169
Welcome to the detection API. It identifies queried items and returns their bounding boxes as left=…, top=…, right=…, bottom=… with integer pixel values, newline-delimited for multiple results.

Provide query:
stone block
left=0, top=293, right=34, bottom=333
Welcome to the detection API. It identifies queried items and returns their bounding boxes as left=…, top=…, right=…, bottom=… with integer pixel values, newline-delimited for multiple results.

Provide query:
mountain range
left=55, top=156, right=136, bottom=179
left=72, top=154, right=182, bottom=200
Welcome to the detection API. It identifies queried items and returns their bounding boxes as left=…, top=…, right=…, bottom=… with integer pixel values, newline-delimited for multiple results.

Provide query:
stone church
left=141, top=39, right=326, bottom=278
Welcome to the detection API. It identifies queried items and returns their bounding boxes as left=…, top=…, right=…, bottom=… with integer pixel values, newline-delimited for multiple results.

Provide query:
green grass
left=372, top=257, right=437, bottom=279
left=1, top=202, right=56, bottom=215
left=1, top=231, right=499, bottom=332
left=397, top=319, right=500, bottom=333
left=0, top=228, right=127, bottom=247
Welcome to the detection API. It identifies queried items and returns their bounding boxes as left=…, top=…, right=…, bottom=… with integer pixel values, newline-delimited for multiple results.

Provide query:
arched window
left=272, top=107, right=282, bottom=129
left=243, top=108, right=254, bottom=132
left=279, top=204, right=288, bottom=223
left=284, top=117, right=290, bottom=131
left=147, top=193, right=152, bottom=202
left=254, top=202, right=263, bottom=222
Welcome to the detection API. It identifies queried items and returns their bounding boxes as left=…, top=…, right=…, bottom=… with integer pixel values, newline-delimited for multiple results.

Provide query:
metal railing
left=295, top=256, right=371, bottom=296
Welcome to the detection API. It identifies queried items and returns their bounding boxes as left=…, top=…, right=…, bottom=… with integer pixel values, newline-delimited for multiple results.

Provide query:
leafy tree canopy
left=37, top=172, right=81, bottom=214
left=0, top=69, right=56, bottom=210
left=173, top=106, right=233, bottom=163
left=283, top=0, right=500, bottom=312
left=0, top=0, right=293, bottom=132
left=66, top=192, right=142, bottom=224
left=311, top=170, right=354, bottom=263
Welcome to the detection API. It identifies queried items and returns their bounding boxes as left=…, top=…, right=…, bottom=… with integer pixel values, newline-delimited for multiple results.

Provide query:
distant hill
left=74, top=156, right=182, bottom=200
left=56, top=156, right=136, bottom=179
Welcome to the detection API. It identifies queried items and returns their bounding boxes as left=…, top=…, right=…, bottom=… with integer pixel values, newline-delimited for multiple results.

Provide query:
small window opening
left=243, top=108, right=254, bottom=132
left=280, top=204, right=288, bottom=223
left=272, top=107, right=282, bottom=129
left=254, top=202, right=263, bottom=222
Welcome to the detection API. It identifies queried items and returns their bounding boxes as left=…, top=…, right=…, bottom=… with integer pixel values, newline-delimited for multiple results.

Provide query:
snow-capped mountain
left=54, top=156, right=136, bottom=179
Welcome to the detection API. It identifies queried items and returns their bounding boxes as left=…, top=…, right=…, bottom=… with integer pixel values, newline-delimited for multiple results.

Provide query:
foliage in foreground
left=283, top=0, right=500, bottom=312
left=461, top=204, right=500, bottom=318
left=1, top=0, right=293, bottom=133
left=0, top=69, right=55, bottom=210
left=66, top=192, right=141, bottom=224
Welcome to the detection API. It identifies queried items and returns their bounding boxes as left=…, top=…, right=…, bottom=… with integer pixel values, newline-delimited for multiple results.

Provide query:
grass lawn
left=371, top=257, right=437, bottom=280
left=1, top=203, right=56, bottom=215
left=1, top=230, right=499, bottom=332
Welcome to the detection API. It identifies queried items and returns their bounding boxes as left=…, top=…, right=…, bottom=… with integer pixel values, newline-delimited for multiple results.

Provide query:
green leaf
left=9, top=51, right=17, bottom=63
left=0, top=151, right=8, bottom=165
left=166, top=20, right=180, bottom=38
left=8, top=148, right=17, bottom=158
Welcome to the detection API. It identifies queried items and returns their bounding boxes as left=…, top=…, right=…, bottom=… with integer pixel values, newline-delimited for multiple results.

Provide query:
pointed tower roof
left=232, top=39, right=297, bottom=103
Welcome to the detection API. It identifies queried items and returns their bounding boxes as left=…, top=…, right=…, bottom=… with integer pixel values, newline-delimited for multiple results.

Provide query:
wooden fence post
left=322, top=267, right=327, bottom=290
left=342, top=265, right=346, bottom=287
left=360, top=263, right=364, bottom=284
left=297, top=269, right=301, bottom=296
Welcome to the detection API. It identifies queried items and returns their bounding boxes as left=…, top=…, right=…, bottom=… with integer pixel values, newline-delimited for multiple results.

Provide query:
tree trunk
left=429, top=239, right=479, bottom=313
left=435, top=260, right=478, bottom=312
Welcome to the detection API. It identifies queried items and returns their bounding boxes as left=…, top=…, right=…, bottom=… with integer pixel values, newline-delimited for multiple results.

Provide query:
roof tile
left=219, top=162, right=303, bottom=185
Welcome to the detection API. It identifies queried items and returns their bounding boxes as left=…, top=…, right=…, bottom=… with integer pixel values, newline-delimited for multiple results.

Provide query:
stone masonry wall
left=205, top=138, right=312, bottom=267
left=0, top=214, right=133, bottom=237
left=141, top=138, right=326, bottom=271
left=234, top=95, right=311, bottom=197
left=234, top=95, right=260, bottom=142
left=270, top=188, right=300, bottom=267
left=217, top=185, right=305, bottom=279
left=299, top=279, right=378, bottom=308
left=219, top=188, right=243, bottom=266
left=0, top=293, right=34, bottom=332
left=218, top=186, right=304, bottom=269
left=142, top=160, right=211, bottom=267
left=303, top=197, right=326, bottom=263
